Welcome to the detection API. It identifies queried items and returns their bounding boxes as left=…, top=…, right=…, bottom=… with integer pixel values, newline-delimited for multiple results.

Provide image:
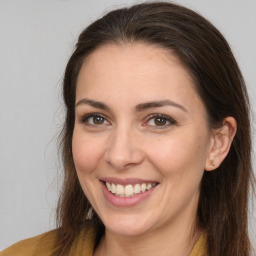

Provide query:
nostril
left=104, top=133, right=144, bottom=170
left=104, top=150, right=144, bottom=170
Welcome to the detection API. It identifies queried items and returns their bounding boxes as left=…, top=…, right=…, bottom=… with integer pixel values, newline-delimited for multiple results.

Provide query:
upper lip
left=100, top=177, right=159, bottom=186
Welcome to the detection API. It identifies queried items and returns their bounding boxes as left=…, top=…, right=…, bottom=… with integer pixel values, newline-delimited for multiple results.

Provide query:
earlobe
left=205, top=117, right=237, bottom=171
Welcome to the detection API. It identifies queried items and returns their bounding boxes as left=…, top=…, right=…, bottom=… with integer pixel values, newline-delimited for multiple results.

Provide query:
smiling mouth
left=102, top=181, right=158, bottom=197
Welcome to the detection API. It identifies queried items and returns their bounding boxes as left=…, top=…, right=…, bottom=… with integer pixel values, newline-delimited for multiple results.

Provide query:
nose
left=104, top=126, right=144, bottom=170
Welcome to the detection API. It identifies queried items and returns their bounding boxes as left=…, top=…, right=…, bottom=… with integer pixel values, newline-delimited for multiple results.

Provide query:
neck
left=94, top=213, right=201, bottom=256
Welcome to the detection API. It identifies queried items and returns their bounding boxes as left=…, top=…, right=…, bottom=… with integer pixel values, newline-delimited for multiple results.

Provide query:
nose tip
left=104, top=131, right=144, bottom=170
left=105, top=150, right=144, bottom=170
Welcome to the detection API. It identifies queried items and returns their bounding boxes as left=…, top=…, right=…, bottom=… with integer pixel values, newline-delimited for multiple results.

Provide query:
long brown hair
left=55, top=2, right=255, bottom=255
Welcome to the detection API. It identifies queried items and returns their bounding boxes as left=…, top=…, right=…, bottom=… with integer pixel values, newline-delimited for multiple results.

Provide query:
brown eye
left=154, top=117, right=167, bottom=126
left=146, top=114, right=176, bottom=129
left=93, top=116, right=105, bottom=124
left=80, top=113, right=109, bottom=126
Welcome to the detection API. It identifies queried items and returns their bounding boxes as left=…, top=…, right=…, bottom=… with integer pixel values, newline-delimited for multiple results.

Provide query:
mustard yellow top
left=0, top=229, right=207, bottom=256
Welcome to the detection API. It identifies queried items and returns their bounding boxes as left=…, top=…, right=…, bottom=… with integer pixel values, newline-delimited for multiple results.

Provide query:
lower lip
left=101, top=182, right=158, bottom=207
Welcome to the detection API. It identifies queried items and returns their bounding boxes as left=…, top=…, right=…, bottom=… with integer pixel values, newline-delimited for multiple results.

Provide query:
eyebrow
left=75, top=98, right=187, bottom=112
left=76, top=98, right=111, bottom=111
left=135, top=100, right=187, bottom=112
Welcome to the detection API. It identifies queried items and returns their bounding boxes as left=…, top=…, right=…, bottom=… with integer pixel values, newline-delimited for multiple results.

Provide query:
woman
left=1, top=2, right=254, bottom=256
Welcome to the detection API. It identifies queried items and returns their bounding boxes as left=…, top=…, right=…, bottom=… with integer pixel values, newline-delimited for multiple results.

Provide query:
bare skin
left=72, top=43, right=237, bottom=256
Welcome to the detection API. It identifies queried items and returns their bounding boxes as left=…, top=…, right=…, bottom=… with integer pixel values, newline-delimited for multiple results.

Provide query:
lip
left=100, top=180, right=159, bottom=207
left=100, top=177, right=159, bottom=186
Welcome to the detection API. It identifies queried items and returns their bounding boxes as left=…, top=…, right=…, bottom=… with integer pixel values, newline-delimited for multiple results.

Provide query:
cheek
left=145, top=131, right=209, bottom=178
left=72, top=131, right=104, bottom=174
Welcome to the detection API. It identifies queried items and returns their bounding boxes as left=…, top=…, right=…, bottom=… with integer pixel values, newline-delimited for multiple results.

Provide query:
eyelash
left=144, top=114, right=176, bottom=129
left=79, top=113, right=110, bottom=126
left=79, top=113, right=176, bottom=129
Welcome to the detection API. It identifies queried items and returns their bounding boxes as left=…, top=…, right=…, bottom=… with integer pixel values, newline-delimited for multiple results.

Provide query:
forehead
left=80, top=43, right=184, bottom=79
left=76, top=43, right=204, bottom=113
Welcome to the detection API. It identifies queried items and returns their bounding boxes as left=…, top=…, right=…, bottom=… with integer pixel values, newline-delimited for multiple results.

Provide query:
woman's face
left=72, top=43, right=214, bottom=237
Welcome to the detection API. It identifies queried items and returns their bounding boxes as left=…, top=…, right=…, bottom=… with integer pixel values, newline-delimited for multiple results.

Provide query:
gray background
left=0, top=0, right=255, bottom=251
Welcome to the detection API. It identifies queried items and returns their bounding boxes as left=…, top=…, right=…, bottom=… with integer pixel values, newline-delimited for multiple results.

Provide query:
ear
left=205, top=116, right=237, bottom=171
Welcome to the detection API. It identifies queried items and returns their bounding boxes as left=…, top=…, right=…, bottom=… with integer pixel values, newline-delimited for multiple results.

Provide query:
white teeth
left=105, top=182, right=157, bottom=197
left=116, top=184, right=124, bottom=196
left=124, top=185, right=134, bottom=197
left=141, top=183, right=146, bottom=192
left=146, top=183, right=152, bottom=190
left=111, top=183, right=116, bottom=193
left=134, top=184, right=141, bottom=194
left=106, top=182, right=111, bottom=191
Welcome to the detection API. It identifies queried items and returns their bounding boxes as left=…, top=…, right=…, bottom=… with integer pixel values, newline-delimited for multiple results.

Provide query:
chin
left=101, top=213, right=155, bottom=237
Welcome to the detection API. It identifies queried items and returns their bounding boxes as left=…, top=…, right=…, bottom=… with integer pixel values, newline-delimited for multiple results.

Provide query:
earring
left=210, top=159, right=215, bottom=167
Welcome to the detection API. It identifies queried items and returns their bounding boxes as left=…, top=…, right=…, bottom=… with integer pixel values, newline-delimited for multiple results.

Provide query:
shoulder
left=190, top=233, right=208, bottom=256
left=0, top=230, right=57, bottom=256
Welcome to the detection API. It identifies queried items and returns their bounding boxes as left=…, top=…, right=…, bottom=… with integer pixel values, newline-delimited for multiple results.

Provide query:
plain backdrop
left=0, top=0, right=255, bottom=251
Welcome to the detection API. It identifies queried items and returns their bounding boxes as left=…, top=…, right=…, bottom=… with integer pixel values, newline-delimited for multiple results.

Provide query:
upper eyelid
left=145, top=113, right=176, bottom=122
left=146, top=113, right=171, bottom=118
left=79, top=112, right=110, bottom=123
left=78, top=112, right=176, bottom=125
